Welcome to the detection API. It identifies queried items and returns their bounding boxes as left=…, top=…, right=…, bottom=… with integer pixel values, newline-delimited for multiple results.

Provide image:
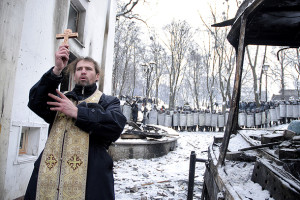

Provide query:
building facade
left=271, top=89, right=299, bottom=101
left=0, top=0, right=116, bottom=199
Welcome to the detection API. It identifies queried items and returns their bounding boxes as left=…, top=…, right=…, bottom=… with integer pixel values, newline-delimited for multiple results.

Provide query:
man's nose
left=81, top=68, right=87, bottom=74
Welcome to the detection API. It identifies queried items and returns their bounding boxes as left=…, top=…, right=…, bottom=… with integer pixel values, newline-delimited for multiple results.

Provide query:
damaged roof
left=212, top=0, right=300, bottom=48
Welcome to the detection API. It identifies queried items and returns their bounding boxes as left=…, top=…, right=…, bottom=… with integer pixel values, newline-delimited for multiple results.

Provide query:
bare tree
left=113, top=0, right=151, bottom=98
left=185, top=47, right=207, bottom=109
left=112, top=19, right=124, bottom=96
left=295, top=49, right=300, bottom=74
left=278, top=50, right=287, bottom=100
left=113, top=19, right=145, bottom=97
left=295, top=49, right=300, bottom=97
left=149, top=34, right=165, bottom=102
left=271, top=48, right=300, bottom=100
left=245, top=45, right=267, bottom=105
left=163, top=20, right=193, bottom=109
left=116, top=0, right=147, bottom=23
left=198, top=1, right=236, bottom=112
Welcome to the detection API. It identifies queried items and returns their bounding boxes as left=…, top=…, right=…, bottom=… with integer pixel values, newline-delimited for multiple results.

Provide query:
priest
left=24, top=43, right=126, bottom=199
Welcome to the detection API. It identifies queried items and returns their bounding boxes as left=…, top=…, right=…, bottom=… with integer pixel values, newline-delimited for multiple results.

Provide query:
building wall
left=0, top=1, right=28, bottom=200
left=0, top=0, right=116, bottom=199
left=103, top=0, right=116, bottom=95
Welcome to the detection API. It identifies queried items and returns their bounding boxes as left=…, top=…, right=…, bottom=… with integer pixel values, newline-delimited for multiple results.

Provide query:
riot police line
left=121, top=100, right=300, bottom=132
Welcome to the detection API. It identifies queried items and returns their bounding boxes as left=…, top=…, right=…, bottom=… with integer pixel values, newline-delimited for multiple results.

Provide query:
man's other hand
left=47, top=89, right=78, bottom=119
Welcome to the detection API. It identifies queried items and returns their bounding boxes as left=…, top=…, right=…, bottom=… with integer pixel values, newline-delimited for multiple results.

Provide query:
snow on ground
left=114, top=131, right=222, bottom=200
left=113, top=124, right=289, bottom=200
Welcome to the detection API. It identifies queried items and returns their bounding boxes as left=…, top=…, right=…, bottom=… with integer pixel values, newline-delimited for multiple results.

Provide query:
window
left=67, top=0, right=86, bottom=45
left=18, top=126, right=40, bottom=157
left=12, top=121, right=48, bottom=164
left=19, top=127, right=29, bottom=155
left=68, top=3, right=79, bottom=33
left=15, top=125, right=44, bottom=164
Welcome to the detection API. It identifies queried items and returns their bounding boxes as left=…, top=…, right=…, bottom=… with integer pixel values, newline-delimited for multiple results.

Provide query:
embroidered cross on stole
left=36, top=90, right=102, bottom=200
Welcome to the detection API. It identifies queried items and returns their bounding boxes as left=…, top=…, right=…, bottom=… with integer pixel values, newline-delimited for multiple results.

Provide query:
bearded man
left=25, top=44, right=126, bottom=200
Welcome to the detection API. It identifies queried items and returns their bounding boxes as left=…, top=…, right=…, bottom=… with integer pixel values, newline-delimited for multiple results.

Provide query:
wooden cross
left=56, top=29, right=78, bottom=45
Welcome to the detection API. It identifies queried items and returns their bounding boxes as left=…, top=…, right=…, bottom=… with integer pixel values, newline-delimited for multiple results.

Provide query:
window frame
left=68, top=2, right=80, bottom=33
left=19, top=127, right=29, bottom=155
left=67, top=0, right=87, bottom=47
left=13, top=121, right=48, bottom=165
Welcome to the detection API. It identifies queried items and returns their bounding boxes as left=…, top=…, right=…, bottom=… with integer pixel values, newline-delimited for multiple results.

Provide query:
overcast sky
left=131, top=0, right=239, bottom=46
left=134, top=0, right=237, bottom=31
left=135, top=0, right=210, bottom=29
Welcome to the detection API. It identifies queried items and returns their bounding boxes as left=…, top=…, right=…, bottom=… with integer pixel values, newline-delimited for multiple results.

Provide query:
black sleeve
left=28, top=67, right=63, bottom=124
left=75, top=94, right=127, bottom=142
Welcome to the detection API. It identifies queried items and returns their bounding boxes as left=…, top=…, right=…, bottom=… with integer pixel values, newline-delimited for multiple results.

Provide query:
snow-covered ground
left=114, top=131, right=221, bottom=200
left=113, top=124, right=289, bottom=200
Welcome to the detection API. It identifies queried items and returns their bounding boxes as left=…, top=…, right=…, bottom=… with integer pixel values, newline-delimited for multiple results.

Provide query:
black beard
left=76, top=80, right=91, bottom=86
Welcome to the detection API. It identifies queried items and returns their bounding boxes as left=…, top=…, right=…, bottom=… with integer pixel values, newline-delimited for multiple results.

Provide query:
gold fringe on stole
left=36, top=90, right=102, bottom=200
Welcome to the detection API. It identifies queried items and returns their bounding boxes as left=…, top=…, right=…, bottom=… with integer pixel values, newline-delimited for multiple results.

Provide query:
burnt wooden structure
left=198, top=130, right=300, bottom=200
left=214, top=0, right=300, bottom=166
left=187, top=0, right=300, bottom=199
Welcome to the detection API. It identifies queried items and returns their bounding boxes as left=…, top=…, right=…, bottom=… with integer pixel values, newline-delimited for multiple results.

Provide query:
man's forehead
left=76, top=60, right=95, bottom=68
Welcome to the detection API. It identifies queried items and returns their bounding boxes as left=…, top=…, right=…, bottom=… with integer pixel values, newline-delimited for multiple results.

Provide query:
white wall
left=0, top=1, right=28, bottom=199
left=1, top=0, right=116, bottom=199
left=4, top=1, right=56, bottom=198
left=103, top=0, right=116, bottom=95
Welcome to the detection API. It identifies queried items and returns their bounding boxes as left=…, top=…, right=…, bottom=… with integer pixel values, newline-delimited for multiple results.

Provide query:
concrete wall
left=0, top=1, right=28, bottom=200
left=0, top=0, right=116, bottom=199
left=108, top=138, right=178, bottom=161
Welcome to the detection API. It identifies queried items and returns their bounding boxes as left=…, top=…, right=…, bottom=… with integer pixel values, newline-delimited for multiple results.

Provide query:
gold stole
left=36, top=90, right=102, bottom=200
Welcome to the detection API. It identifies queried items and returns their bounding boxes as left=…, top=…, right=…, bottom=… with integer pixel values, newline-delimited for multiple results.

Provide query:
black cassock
left=25, top=68, right=126, bottom=200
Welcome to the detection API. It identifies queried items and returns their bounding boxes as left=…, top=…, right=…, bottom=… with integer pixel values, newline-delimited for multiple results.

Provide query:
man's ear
left=96, top=73, right=100, bottom=82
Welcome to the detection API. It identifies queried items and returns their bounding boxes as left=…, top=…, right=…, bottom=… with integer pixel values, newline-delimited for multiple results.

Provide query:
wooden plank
left=204, top=145, right=242, bottom=200
left=279, top=148, right=300, bottom=159
left=226, top=151, right=257, bottom=162
left=217, top=12, right=247, bottom=166
left=261, top=133, right=283, bottom=144
left=217, top=0, right=266, bottom=166
left=238, top=142, right=281, bottom=151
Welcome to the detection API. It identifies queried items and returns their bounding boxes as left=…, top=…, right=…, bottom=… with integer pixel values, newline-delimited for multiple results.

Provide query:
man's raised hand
left=53, top=44, right=70, bottom=76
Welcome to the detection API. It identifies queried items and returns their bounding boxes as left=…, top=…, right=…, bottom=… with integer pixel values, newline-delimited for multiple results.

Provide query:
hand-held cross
left=56, top=29, right=78, bottom=45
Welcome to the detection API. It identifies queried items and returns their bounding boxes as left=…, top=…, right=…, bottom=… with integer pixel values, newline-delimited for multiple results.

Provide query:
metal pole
left=146, top=67, right=149, bottom=103
left=266, top=72, right=267, bottom=102
left=187, top=151, right=208, bottom=199
left=144, top=67, right=149, bottom=125
left=265, top=71, right=268, bottom=127
left=297, top=49, right=300, bottom=98
left=187, top=151, right=196, bottom=200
